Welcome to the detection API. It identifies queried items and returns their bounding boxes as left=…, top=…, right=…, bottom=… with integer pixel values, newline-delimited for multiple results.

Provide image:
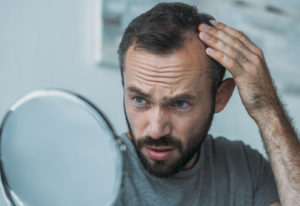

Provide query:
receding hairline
left=122, top=33, right=210, bottom=72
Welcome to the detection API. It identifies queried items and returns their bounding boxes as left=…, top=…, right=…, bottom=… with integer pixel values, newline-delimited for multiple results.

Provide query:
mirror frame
left=0, top=89, right=125, bottom=206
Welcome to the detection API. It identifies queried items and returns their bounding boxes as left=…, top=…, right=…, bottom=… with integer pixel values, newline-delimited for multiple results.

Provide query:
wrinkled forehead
left=123, top=38, right=212, bottom=96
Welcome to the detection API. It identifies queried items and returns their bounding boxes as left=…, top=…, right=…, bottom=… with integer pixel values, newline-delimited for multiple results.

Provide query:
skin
left=123, top=37, right=235, bottom=171
left=198, top=20, right=300, bottom=206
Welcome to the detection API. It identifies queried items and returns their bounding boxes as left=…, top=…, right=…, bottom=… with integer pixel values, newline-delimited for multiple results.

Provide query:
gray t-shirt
left=115, top=133, right=279, bottom=206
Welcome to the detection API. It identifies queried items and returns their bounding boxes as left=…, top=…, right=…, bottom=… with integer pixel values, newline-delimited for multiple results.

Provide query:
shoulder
left=203, top=136, right=279, bottom=203
left=205, top=135, right=268, bottom=174
left=209, top=135, right=262, bottom=160
left=206, top=135, right=273, bottom=186
left=212, top=135, right=252, bottom=150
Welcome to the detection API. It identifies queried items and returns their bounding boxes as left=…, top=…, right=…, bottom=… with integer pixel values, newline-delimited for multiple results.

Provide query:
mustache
left=136, top=135, right=183, bottom=152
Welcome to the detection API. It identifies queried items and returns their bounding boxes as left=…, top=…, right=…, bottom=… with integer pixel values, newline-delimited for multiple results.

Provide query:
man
left=115, top=2, right=300, bottom=206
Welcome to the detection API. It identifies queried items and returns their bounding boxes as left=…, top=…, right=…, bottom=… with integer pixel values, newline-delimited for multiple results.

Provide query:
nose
left=147, top=108, right=171, bottom=139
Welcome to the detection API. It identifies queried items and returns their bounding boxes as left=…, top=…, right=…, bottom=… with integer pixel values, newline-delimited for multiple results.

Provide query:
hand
left=198, top=21, right=281, bottom=121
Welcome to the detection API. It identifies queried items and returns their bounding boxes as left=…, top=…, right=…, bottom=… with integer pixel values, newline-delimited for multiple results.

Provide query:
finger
left=200, top=31, right=250, bottom=66
left=209, top=21, right=263, bottom=57
left=206, top=47, right=244, bottom=77
left=198, top=23, right=258, bottom=62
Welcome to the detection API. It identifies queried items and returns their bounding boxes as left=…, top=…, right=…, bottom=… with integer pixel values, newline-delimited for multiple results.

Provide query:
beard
left=124, top=102, right=215, bottom=178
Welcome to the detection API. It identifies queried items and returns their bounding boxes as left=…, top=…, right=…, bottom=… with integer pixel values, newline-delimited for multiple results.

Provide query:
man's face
left=123, top=38, right=215, bottom=178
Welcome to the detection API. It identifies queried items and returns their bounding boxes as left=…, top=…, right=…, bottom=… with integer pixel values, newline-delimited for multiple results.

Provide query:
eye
left=134, top=97, right=145, bottom=104
left=175, top=101, right=189, bottom=108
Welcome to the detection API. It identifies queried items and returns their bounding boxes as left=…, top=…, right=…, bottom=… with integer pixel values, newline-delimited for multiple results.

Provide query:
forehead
left=123, top=38, right=212, bottom=97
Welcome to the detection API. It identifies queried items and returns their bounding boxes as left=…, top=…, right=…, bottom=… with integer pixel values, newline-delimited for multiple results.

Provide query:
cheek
left=171, top=114, right=197, bottom=136
left=171, top=106, right=211, bottom=138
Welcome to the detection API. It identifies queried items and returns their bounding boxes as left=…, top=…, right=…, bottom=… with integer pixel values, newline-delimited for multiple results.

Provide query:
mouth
left=145, top=146, right=175, bottom=161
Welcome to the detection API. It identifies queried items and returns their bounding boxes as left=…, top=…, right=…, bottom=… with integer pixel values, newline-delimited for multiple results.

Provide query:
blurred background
left=0, top=0, right=300, bottom=204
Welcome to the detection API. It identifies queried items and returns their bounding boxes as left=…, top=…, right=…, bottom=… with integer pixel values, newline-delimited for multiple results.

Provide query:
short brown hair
left=118, top=2, right=226, bottom=96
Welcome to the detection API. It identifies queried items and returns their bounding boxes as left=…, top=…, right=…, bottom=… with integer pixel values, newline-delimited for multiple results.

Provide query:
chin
left=138, top=149, right=185, bottom=178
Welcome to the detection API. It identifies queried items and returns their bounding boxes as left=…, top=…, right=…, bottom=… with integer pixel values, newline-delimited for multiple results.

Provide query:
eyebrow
left=126, top=86, right=197, bottom=103
left=126, top=86, right=152, bottom=99
left=162, top=93, right=197, bottom=103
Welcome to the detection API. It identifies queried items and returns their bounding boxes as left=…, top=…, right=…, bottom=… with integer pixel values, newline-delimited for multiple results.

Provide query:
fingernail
left=202, top=32, right=210, bottom=39
left=209, top=20, right=218, bottom=26
left=201, top=23, right=209, bottom=30
left=208, top=48, right=215, bottom=53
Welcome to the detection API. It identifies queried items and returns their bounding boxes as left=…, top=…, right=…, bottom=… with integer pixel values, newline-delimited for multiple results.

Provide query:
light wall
left=0, top=0, right=299, bottom=205
left=0, top=1, right=127, bottom=204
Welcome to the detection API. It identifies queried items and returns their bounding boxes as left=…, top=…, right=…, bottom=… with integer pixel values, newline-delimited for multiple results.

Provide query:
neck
left=182, top=150, right=200, bottom=170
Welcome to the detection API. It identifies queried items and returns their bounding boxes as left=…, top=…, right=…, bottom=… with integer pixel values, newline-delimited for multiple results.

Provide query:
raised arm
left=198, top=20, right=300, bottom=205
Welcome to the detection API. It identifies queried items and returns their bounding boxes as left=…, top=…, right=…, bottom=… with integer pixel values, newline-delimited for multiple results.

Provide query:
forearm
left=256, top=105, right=300, bottom=205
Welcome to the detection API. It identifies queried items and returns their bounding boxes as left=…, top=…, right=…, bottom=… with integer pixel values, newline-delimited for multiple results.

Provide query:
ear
left=214, top=78, right=235, bottom=113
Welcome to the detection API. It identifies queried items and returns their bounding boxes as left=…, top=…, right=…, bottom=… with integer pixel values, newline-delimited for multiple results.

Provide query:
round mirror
left=0, top=89, right=124, bottom=206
